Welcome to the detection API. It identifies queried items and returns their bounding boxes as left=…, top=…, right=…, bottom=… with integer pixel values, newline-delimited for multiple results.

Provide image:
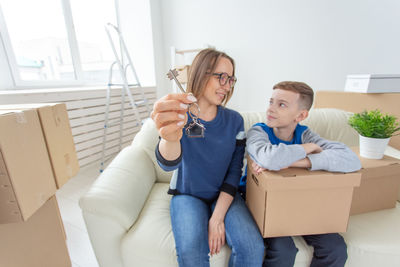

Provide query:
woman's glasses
left=212, top=72, right=237, bottom=88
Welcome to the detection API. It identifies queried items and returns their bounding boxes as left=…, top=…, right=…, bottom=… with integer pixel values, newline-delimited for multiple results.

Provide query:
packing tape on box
left=15, top=112, right=27, bottom=124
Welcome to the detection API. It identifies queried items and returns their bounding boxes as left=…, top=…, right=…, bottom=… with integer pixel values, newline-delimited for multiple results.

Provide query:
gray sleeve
left=302, top=128, right=362, bottom=173
left=246, top=126, right=307, bottom=171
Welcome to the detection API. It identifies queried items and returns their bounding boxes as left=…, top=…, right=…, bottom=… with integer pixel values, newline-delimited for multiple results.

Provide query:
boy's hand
left=251, top=161, right=266, bottom=174
left=290, top=158, right=311, bottom=168
left=301, top=143, right=322, bottom=155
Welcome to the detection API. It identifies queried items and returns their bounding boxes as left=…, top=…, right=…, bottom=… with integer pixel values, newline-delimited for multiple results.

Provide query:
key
left=166, top=69, right=206, bottom=138
left=167, top=69, right=186, bottom=93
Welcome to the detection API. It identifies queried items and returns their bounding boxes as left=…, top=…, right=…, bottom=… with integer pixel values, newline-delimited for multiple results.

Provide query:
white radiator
left=0, top=86, right=156, bottom=168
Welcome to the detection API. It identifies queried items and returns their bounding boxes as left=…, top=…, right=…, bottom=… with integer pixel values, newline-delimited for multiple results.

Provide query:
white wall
left=150, top=0, right=400, bottom=112
left=149, top=0, right=167, bottom=98
left=119, top=0, right=156, bottom=86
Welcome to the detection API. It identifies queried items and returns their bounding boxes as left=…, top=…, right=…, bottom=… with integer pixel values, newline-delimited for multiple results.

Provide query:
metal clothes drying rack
left=100, top=23, right=151, bottom=172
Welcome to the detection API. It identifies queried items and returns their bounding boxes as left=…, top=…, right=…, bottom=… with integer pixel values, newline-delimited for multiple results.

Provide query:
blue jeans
left=264, top=234, right=347, bottom=267
left=170, top=193, right=265, bottom=267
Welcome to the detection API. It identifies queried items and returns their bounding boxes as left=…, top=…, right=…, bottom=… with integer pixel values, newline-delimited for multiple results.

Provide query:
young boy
left=246, top=81, right=361, bottom=267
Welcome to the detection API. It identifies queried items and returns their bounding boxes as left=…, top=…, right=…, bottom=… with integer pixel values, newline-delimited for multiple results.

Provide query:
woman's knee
left=232, top=235, right=265, bottom=258
left=224, top=195, right=265, bottom=259
left=177, top=241, right=209, bottom=261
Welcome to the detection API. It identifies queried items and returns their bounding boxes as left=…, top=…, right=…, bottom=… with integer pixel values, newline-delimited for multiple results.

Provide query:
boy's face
left=266, top=89, right=308, bottom=128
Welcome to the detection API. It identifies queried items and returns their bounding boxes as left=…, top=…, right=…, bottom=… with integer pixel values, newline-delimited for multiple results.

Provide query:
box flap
left=248, top=158, right=361, bottom=191
left=0, top=103, right=59, bottom=110
left=0, top=109, right=56, bottom=221
left=351, top=147, right=400, bottom=168
left=37, top=104, right=79, bottom=187
left=0, top=110, right=18, bottom=116
left=260, top=171, right=361, bottom=191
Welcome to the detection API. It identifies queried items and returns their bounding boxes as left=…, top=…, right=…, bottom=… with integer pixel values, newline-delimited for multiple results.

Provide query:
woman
left=152, top=48, right=264, bottom=267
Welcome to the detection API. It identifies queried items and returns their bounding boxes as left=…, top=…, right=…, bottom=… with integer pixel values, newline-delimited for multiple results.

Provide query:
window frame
left=0, top=0, right=117, bottom=89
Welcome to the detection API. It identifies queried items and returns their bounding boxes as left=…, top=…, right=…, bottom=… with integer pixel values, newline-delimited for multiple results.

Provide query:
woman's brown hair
left=187, top=48, right=235, bottom=106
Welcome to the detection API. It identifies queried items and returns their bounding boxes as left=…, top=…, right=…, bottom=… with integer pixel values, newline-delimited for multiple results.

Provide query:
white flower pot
left=359, top=135, right=390, bottom=159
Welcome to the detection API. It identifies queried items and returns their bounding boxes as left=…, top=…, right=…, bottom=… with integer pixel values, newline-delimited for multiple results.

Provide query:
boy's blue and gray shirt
left=239, top=122, right=361, bottom=196
left=246, top=123, right=362, bottom=172
left=156, top=106, right=246, bottom=203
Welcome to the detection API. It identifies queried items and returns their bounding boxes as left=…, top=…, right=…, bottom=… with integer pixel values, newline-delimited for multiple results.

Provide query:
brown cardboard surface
left=0, top=196, right=71, bottom=267
left=314, top=91, right=400, bottom=150
left=0, top=110, right=56, bottom=223
left=350, top=147, right=400, bottom=215
left=36, top=103, right=79, bottom=188
left=176, top=65, right=189, bottom=84
left=0, top=150, right=22, bottom=223
left=0, top=103, right=79, bottom=188
left=246, top=157, right=361, bottom=238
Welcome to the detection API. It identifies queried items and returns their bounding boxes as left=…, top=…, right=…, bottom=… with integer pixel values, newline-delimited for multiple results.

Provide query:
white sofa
left=79, top=108, right=400, bottom=267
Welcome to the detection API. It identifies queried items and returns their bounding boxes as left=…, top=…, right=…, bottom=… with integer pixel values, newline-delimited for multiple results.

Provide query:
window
left=0, top=0, right=77, bottom=83
left=0, top=0, right=124, bottom=88
left=69, top=0, right=117, bottom=83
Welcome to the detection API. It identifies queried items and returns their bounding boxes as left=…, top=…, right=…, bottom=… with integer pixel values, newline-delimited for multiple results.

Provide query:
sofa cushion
left=302, top=108, right=358, bottom=147
left=121, top=183, right=231, bottom=267
left=343, top=203, right=400, bottom=266
left=132, top=118, right=173, bottom=183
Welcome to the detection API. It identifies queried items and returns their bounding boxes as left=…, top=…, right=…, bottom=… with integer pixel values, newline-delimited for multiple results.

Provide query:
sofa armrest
left=79, top=145, right=157, bottom=230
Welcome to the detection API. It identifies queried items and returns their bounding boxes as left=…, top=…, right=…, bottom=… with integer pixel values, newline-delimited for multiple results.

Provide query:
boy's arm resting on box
left=301, top=128, right=362, bottom=173
left=246, top=126, right=307, bottom=171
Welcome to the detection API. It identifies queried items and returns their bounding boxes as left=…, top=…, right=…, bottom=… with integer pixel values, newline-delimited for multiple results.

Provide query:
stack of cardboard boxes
left=246, top=150, right=400, bottom=238
left=0, top=103, right=79, bottom=267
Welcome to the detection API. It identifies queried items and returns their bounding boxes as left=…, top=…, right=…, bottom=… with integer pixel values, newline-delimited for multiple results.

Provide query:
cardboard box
left=0, top=196, right=71, bottom=267
left=0, top=109, right=56, bottom=223
left=344, top=74, right=400, bottom=93
left=0, top=103, right=79, bottom=188
left=176, top=65, right=189, bottom=84
left=350, top=147, right=400, bottom=215
left=246, top=158, right=361, bottom=238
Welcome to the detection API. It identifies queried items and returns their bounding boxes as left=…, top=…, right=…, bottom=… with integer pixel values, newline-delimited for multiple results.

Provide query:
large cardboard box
left=350, top=147, right=400, bottom=215
left=0, top=196, right=71, bottom=267
left=0, top=103, right=79, bottom=188
left=0, top=109, right=56, bottom=223
left=246, top=158, right=361, bottom=238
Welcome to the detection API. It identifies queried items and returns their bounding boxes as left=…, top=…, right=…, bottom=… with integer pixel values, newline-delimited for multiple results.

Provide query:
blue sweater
left=156, top=106, right=246, bottom=202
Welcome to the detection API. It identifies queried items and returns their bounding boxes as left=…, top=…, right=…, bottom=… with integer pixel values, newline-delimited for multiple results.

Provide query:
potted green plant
left=348, top=109, right=400, bottom=159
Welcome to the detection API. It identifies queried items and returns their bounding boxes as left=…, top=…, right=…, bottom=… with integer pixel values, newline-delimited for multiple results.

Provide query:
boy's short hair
left=273, top=81, right=314, bottom=111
